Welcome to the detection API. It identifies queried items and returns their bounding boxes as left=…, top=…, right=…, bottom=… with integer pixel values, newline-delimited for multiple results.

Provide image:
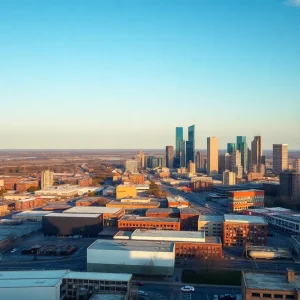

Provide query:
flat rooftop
left=45, top=213, right=101, bottom=218
left=63, top=207, right=122, bottom=214
left=198, top=215, right=224, bottom=222
left=114, top=231, right=133, bottom=240
left=146, top=208, right=179, bottom=214
left=119, top=215, right=179, bottom=223
left=13, top=211, right=51, bottom=217
left=64, top=271, right=132, bottom=282
left=107, top=201, right=159, bottom=207
left=131, top=229, right=205, bottom=242
left=166, top=196, right=188, bottom=202
left=179, top=207, right=199, bottom=214
left=243, top=271, right=300, bottom=291
left=88, top=239, right=174, bottom=253
left=224, top=214, right=266, bottom=224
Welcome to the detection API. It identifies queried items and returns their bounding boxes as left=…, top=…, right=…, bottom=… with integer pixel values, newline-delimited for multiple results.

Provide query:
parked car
left=10, top=248, right=17, bottom=253
left=137, top=291, right=148, bottom=296
left=181, top=286, right=195, bottom=292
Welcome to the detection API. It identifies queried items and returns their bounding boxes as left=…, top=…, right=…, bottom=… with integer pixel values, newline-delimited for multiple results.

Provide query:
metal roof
left=63, top=207, right=122, bottom=214
left=45, top=213, right=101, bottom=218
left=224, top=214, right=266, bottom=224
left=64, top=271, right=132, bottom=282
left=88, top=239, right=174, bottom=252
left=198, top=215, right=224, bottom=222
left=243, top=271, right=300, bottom=290
left=119, top=215, right=179, bottom=223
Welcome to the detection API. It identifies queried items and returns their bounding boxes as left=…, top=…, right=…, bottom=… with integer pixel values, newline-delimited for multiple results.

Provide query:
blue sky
left=0, top=0, right=299, bottom=149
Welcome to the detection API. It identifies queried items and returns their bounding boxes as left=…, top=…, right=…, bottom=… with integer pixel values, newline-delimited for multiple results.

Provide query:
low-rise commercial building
left=0, top=202, right=8, bottom=215
left=114, top=229, right=222, bottom=259
left=13, top=210, right=51, bottom=222
left=63, top=206, right=124, bottom=227
left=146, top=208, right=180, bottom=218
left=242, top=269, right=299, bottom=300
left=106, top=200, right=160, bottom=214
left=87, top=239, right=175, bottom=276
left=42, top=213, right=103, bottom=237
left=118, top=215, right=180, bottom=231
left=35, top=185, right=80, bottom=197
left=198, top=215, right=224, bottom=237
left=0, top=270, right=133, bottom=300
left=116, top=185, right=137, bottom=199
left=228, top=190, right=264, bottom=213
left=223, top=215, right=267, bottom=246
left=15, top=197, right=45, bottom=211
left=166, top=196, right=189, bottom=208
left=179, top=207, right=200, bottom=231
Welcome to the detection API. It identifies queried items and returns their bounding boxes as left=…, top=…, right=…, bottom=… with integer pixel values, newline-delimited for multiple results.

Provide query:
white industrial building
left=12, top=210, right=51, bottom=221
left=87, top=239, right=175, bottom=276
left=114, top=229, right=205, bottom=243
left=0, top=270, right=133, bottom=300
left=63, top=206, right=122, bottom=215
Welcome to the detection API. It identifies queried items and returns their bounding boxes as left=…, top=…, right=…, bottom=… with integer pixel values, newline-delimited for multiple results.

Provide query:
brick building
left=223, top=215, right=267, bottom=246
left=128, top=174, right=145, bottom=184
left=146, top=208, right=180, bottom=218
left=242, top=269, right=300, bottom=300
left=228, top=190, right=264, bottom=213
left=0, top=176, right=22, bottom=190
left=189, top=180, right=213, bottom=192
left=166, top=196, right=189, bottom=208
left=0, top=202, right=8, bottom=215
left=77, top=177, right=92, bottom=187
left=106, top=200, right=160, bottom=214
left=16, top=180, right=39, bottom=192
left=114, top=229, right=222, bottom=259
left=15, top=197, right=45, bottom=211
left=118, top=215, right=180, bottom=231
left=179, top=207, right=200, bottom=231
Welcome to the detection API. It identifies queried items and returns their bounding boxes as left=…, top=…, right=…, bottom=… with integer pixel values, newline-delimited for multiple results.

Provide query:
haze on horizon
left=1, top=0, right=299, bottom=150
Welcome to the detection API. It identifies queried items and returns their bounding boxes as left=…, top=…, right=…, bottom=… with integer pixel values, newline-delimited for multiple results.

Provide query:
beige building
left=207, top=137, right=218, bottom=175
left=41, top=170, right=53, bottom=189
left=242, top=269, right=300, bottom=300
left=116, top=185, right=137, bottom=199
left=294, top=159, right=300, bottom=173
left=188, top=161, right=196, bottom=174
left=198, top=215, right=223, bottom=237
left=223, top=171, right=236, bottom=185
left=273, top=144, right=288, bottom=175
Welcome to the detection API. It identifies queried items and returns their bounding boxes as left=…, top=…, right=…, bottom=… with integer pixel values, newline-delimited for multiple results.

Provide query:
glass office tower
left=237, top=136, right=248, bottom=173
left=227, top=143, right=236, bottom=155
left=186, top=125, right=195, bottom=164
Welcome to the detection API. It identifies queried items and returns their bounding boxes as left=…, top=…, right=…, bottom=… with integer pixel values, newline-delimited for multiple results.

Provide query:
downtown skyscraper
left=207, top=137, right=218, bottom=175
left=273, top=144, right=288, bottom=175
left=236, top=136, right=248, bottom=174
left=175, top=127, right=183, bottom=167
left=165, top=146, right=174, bottom=169
left=186, top=125, right=195, bottom=164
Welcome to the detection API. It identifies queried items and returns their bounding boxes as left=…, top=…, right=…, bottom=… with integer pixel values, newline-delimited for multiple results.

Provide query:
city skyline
left=1, top=1, right=299, bottom=149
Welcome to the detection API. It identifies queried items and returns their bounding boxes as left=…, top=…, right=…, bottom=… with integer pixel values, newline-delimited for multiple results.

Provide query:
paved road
left=139, top=283, right=241, bottom=300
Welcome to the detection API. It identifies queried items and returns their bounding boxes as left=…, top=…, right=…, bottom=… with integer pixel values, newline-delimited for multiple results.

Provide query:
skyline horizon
left=1, top=1, right=299, bottom=149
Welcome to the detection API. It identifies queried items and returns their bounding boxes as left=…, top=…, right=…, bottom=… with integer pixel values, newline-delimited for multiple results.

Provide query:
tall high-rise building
left=219, top=154, right=226, bottom=174
left=294, top=159, right=300, bottom=173
left=280, top=171, right=300, bottom=201
left=273, top=144, right=288, bottom=175
left=231, top=150, right=243, bottom=179
left=236, top=136, right=248, bottom=174
left=175, top=127, right=183, bottom=158
left=251, top=136, right=262, bottom=166
left=227, top=143, right=236, bottom=155
left=125, top=159, right=138, bottom=173
left=186, top=125, right=195, bottom=164
left=179, top=140, right=186, bottom=168
left=207, top=137, right=218, bottom=175
left=223, top=171, right=236, bottom=185
left=225, top=153, right=232, bottom=171
left=135, top=150, right=145, bottom=169
left=195, top=151, right=205, bottom=171
left=188, top=161, right=196, bottom=174
left=41, top=170, right=53, bottom=189
left=165, top=146, right=174, bottom=169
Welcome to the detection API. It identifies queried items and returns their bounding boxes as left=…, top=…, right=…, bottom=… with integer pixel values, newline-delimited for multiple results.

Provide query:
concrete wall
left=87, top=248, right=175, bottom=276
left=0, top=286, right=59, bottom=300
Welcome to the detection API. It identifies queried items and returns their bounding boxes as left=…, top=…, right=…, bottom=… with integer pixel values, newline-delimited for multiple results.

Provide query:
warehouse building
left=228, top=190, right=264, bottom=213
left=145, top=208, right=180, bottom=218
left=198, top=215, right=224, bottom=237
left=0, top=270, right=133, bottom=300
left=223, top=214, right=267, bottom=246
left=166, top=196, right=189, bottom=208
left=106, top=200, right=160, bottom=214
left=179, top=207, right=200, bottom=231
left=118, top=215, right=180, bottom=231
left=242, top=269, right=300, bottom=300
left=116, top=185, right=137, bottom=199
left=114, top=229, right=222, bottom=259
left=87, top=239, right=175, bottom=276
left=13, top=210, right=51, bottom=222
left=63, top=206, right=124, bottom=227
left=42, top=213, right=103, bottom=237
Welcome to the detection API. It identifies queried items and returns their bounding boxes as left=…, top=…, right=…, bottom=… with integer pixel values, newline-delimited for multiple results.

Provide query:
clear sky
left=1, top=0, right=299, bottom=149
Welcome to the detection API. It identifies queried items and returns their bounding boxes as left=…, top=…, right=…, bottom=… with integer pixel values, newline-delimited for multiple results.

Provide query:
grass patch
left=182, top=269, right=241, bottom=286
